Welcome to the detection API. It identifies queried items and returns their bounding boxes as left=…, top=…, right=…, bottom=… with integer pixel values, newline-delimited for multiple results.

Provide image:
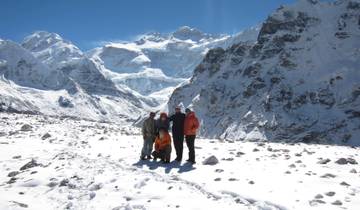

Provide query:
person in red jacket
left=152, top=128, right=172, bottom=163
left=184, top=108, right=200, bottom=164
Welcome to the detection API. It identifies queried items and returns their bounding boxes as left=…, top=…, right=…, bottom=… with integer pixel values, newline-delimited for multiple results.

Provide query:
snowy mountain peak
left=172, top=26, right=211, bottom=41
left=22, top=31, right=83, bottom=68
left=22, top=31, right=67, bottom=52
left=0, top=39, right=70, bottom=90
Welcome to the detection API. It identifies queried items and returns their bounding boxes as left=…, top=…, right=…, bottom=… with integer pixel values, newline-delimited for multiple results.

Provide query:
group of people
left=141, top=107, right=200, bottom=164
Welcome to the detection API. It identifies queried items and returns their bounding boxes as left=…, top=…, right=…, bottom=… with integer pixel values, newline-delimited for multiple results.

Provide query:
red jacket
left=155, top=132, right=171, bottom=151
left=184, top=112, right=200, bottom=136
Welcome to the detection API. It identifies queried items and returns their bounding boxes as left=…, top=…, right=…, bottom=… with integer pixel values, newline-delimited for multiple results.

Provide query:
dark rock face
left=347, top=1, right=360, bottom=10
left=318, top=89, right=336, bottom=108
left=194, top=48, right=226, bottom=77
left=203, top=48, right=226, bottom=64
left=58, top=96, right=74, bottom=108
left=243, top=63, right=261, bottom=78
left=258, top=11, right=318, bottom=44
left=8, top=171, right=20, bottom=177
left=20, top=159, right=40, bottom=171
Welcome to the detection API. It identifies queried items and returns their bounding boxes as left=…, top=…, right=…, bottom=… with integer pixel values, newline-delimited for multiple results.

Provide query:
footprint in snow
left=134, top=178, right=150, bottom=189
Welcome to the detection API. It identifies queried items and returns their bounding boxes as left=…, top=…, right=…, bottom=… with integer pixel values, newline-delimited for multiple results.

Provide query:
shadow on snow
left=132, top=160, right=196, bottom=174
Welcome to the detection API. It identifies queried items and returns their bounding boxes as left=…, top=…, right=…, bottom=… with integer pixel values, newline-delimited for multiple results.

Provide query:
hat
left=160, top=112, right=168, bottom=118
left=185, top=108, right=191, bottom=113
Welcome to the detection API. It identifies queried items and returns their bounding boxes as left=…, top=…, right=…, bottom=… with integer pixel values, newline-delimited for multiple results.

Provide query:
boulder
left=325, top=191, right=336, bottom=196
left=41, top=133, right=51, bottom=140
left=202, top=155, right=219, bottom=165
left=8, top=171, right=20, bottom=177
left=317, top=158, right=331, bottom=164
left=331, top=200, right=342, bottom=206
left=20, top=159, right=40, bottom=171
left=335, top=158, right=358, bottom=165
left=20, top=124, right=32, bottom=132
left=58, top=96, right=74, bottom=108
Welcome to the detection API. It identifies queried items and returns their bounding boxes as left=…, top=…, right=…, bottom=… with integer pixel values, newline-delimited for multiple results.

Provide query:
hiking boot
left=146, top=155, right=152, bottom=160
left=186, top=159, right=196, bottom=164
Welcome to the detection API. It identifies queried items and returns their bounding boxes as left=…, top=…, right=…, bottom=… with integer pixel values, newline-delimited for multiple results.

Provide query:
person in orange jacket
left=152, top=128, right=172, bottom=163
left=184, top=108, right=200, bottom=164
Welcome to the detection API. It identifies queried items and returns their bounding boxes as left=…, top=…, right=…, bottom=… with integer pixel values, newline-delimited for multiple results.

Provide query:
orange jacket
left=155, top=132, right=172, bottom=151
left=184, top=112, right=200, bottom=136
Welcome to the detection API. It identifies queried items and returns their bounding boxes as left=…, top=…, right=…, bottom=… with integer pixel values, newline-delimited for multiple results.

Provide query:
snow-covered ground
left=0, top=113, right=359, bottom=210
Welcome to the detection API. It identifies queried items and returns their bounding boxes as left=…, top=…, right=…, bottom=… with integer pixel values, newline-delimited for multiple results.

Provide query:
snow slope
left=169, top=0, right=360, bottom=145
left=0, top=113, right=359, bottom=210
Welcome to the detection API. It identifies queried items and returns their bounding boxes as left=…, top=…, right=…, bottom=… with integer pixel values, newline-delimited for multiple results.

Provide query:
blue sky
left=0, top=0, right=296, bottom=50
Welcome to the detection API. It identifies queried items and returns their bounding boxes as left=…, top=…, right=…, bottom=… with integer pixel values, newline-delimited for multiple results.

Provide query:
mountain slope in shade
left=169, top=0, right=360, bottom=146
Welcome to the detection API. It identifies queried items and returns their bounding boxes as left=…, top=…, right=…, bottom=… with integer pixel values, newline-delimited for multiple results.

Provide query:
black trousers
left=152, top=145, right=171, bottom=162
left=185, top=135, right=196, bottom=162
left=173, top=134, right=184, bottom=161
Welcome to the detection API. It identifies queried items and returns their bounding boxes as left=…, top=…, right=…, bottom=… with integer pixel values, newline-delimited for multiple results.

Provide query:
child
left=152, top=128, right=172, bottom=163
